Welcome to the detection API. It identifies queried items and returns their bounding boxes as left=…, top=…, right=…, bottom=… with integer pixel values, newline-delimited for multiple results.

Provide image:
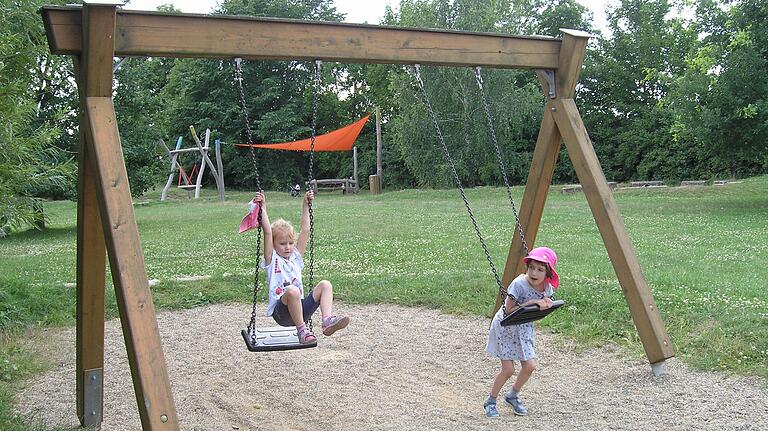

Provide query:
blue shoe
left=484, top=402, right=500, bottom=418
left=504, top=392, right=528, bottom=416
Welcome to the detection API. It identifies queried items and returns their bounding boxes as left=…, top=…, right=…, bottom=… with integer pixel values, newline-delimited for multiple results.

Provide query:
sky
left=122, top=0, right=610, bottom=34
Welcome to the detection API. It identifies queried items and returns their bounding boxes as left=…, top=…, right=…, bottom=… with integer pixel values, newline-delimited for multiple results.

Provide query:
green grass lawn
left=1, top=177, right=767, bottom=429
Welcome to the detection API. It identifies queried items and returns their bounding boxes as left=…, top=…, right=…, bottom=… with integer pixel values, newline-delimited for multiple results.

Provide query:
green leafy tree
left=579, top=0, right=698, bottom=182
left=141, top=0, right=357, bottom=191
left=384, top=0, right=593, bottom=187
left=113, top=56, right=176, bottom=196
left=0, top=0, right=75, bottom=236
left=668, top=0, right=768, bottom=177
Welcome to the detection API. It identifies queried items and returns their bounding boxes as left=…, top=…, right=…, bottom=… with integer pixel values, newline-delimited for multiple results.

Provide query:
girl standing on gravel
left=251, top=191, right=349, bottom=344
left=483, top=247, right=559, bottom=418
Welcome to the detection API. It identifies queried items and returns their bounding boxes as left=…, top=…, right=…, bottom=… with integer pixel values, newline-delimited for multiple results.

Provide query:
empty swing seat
left=500, top=299, right=565, bottom=326
left=241, top=326, right=317, bottom=352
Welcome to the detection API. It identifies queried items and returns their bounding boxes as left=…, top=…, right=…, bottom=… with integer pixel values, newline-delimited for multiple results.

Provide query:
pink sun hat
left=523, top=246, right=559, bottom=289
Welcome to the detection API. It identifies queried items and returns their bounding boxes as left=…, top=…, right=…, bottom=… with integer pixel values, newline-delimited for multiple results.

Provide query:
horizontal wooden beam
left=41, top=6, right=561, bottom=69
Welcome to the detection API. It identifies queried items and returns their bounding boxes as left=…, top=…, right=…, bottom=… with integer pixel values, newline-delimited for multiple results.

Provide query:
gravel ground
left=14, top=303, right=768, bottom=430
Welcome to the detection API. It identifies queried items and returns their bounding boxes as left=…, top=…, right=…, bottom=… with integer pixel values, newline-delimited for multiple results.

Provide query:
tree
left=668, top=0, right=768, bottom=177
left=0, top=0, right=75, bottom=236
left=128, top=0, right=357, bottom=191
left=113, top=56, right=175, bottom=197
left=578, top=0, right=698, bottom=182
left=383, top=0, right=594, bottom=187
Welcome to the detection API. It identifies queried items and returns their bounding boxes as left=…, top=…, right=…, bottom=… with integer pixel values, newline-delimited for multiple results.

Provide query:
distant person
left=291, top=183, right=301, bottom=197
left=252, top=191, right=349, bottom=344
left=483, top=247, right=559, bottom=418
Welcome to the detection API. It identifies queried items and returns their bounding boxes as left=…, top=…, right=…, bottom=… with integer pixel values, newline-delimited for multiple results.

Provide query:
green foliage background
left=0, top=0, right=75, bottom=236
left=2, top=0, right=768, bottom=242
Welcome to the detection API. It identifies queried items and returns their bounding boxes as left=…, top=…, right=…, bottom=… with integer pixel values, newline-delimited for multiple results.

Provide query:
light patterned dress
left=485, top=274, right=554, bottom=361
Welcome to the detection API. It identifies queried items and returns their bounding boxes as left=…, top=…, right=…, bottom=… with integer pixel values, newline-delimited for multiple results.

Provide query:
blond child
left=483, top=247, right=559, bottom=417
left=253, top=191, right=349, bottom=344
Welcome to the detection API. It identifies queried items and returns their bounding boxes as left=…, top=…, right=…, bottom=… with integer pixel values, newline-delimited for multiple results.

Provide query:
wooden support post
left=74, top=58, right=106, bottom=429
left=215, top=139, right=225, bottom=201
left=496, top=28, right=673, bottom=368
left=192, top=128, right=208, bottom=199
left=80, top=4, right=179, bottom=429
left=551, top=98, right=674, bottom=365
left=160, top=137, right=191, bottom=200
left=85, top=96, right=180, bottom=431
left=353, top=146, right=359, bottom=192
left=369, top=174, right=381, bottom=194
left=376, top=107, right=383, bottom=184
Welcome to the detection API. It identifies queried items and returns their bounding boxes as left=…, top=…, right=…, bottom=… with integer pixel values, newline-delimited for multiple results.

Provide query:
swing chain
left=234, top=57, right=264, bottom=342
left=235, top=58, right=322, bottom=339
left=301, top=60, right=323, bottom=333
left=248, top=228, right=264, bottom=340
left=473, top=67, right=530, bottom=256
left=234, top=58, right=262, bottom=192
left=412, top=64, right=505, bottom=294
left=307, top=60, right=321, bottom=291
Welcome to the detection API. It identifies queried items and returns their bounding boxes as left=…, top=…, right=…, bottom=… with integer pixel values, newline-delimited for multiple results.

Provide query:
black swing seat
left=500, top=299, right=565, bottom=326
left=241, top=326, right=317, bottom=352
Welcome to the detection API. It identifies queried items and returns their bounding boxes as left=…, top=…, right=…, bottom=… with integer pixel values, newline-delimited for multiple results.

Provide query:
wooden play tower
left=40, top=3, right=674, bottom=429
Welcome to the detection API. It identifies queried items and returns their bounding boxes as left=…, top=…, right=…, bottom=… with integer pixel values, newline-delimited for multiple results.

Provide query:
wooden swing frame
left=41, top=3, right=674, bottom=429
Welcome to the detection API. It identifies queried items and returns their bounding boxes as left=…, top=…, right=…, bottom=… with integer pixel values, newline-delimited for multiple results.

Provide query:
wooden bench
left=561, top=182, right=617, bottom=194
left=308, top=178, right=359, bottom=194
left=620, top=180, right=667, bottom=190
left=713, top=179, right=741, bottom=186
left=629, top=180, right=665, bottom=187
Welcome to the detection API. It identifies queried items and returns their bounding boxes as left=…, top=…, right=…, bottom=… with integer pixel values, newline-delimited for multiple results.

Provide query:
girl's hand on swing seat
left=538, top=297, right=554, bottom=310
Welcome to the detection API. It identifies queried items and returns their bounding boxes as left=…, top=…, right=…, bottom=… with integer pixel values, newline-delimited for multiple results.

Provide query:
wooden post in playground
left=74, top=56, right=107, bottom=428
left=65, top=4, right=179, bottom=429
left=353, top=146, right=359, bottom=193
left=189, top=126, right=225, bottom=200
left=370, top=107, right=384, bottom=194
left=41, top=4, right=674, bottom=428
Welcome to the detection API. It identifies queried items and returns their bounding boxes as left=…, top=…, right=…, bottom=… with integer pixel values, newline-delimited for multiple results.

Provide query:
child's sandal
left=322, top=315, right=350, bottom=336
left=298, top=330, right=317, bottom=344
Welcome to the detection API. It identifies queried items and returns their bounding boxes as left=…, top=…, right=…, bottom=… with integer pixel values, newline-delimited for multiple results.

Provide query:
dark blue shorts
left=272, top=292, right=320, bottom=327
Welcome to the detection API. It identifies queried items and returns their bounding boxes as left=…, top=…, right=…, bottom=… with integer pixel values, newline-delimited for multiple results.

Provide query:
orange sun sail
left=235, top=114, right=370, bottom=152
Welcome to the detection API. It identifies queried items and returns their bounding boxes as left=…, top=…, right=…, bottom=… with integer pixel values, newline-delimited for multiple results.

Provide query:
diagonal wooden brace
left=550, top=98, right=674, bottom=364
left=84, top=96, right=180, bottom=430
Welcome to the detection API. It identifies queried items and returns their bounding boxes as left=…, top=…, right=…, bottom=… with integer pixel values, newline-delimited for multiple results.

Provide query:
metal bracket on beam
left=538, top=69, right=556, bottom=99
left=83, top=368, right=103, bottom=427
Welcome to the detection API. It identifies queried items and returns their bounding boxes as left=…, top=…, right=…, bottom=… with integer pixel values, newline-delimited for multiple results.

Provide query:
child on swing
left=483, top=246, right=559, bottom=417
left=253, top=190, right=349, bottom=344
